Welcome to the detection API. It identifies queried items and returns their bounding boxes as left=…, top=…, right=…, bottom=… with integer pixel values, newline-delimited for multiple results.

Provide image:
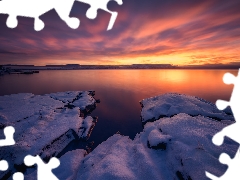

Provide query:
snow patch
left=140, top=93, right=234, bottom=123
left=0, top=91, right=96, bottom=179
left=74, top=114, right=237, bottom=180
left=147, top=129, right=171, bottom=149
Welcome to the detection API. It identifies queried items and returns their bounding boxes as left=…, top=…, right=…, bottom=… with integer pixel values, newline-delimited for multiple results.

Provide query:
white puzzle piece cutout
left=24, top=155, right=60, bottom=180
left=77, top=0, right=123, bottom=30
left=0, top=126, right=15, bottom=171
left=12, top=172, right=24, bottom=180
left=206, top=148, right=240, bottom=180
left=0, top=0, right=123, bottom=31
left=0, top=126, right=15, bottom=146
left=0, top=0, right=79, bottom=31
left=206, top=69, right=240, bottom=179
left=212, top=71, right=240, bottom=146
left=0, top=160, right=8, bottom=171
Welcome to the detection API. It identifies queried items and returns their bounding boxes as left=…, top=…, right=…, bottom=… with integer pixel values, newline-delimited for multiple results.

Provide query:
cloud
left=0, top=0, right=240, bottom=65
left=0, top=50, right=26, bottom=55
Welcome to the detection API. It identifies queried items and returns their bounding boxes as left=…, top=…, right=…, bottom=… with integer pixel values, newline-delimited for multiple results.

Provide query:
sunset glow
left=0, top=0, right=240, bottom=66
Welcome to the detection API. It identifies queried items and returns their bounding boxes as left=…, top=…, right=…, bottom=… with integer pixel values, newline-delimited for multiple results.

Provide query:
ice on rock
left=140, top=93, right=234, bottom=123
left=0, top=91, right=96, bottom=179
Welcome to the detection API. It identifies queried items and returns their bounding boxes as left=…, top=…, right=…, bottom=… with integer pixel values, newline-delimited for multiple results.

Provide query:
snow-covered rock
left=53, top=149, right=86, bottom=180
left=49, top=91, right=96, bottom=111
left=0, top=91, right=96, bottom=179
left=0, top=93, right=63, bottom=125
left=75, top=113, right=237, bottom=180
left=49, top=91, right=84, bottom=103
left=147, top=129, right=171, bottom=149
left=73, top=91, right=96, bottom=111
left=79, top=116, right=95, bottom=139
left=140, top=93, right=234, bottom=123
left=73, top=94, right=236, bottom=180
left=1, top=92, right=237, bottom=180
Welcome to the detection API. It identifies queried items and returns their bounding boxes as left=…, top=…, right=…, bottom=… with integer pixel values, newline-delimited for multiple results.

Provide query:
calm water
left=0, top=69, right=237, bottom=149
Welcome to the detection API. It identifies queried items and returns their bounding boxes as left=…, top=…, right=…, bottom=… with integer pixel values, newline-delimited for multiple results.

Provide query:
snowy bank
left=140, top=93, right=234, bottom=123
left=1, top=92, right=237, bottom=180
left=74, top=113, right=237, bottom=180
left=73, top=94, right=236, bottom=180
left=0, top=91, right=97, bottom=179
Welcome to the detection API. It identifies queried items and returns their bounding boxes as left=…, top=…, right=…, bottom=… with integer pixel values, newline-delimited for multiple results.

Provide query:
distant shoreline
left=1, top=64, right=239, bottom=71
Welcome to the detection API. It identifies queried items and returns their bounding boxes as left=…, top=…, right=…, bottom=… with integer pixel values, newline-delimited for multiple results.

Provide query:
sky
left=0, top=0, right=240, bottom=66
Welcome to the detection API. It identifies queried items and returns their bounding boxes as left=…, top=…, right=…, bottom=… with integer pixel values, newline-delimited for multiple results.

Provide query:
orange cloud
left=0, top=0, right=240, bottom=66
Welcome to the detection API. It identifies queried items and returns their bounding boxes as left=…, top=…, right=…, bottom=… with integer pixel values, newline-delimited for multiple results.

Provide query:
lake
left=0, top=69, right=237, bottom=149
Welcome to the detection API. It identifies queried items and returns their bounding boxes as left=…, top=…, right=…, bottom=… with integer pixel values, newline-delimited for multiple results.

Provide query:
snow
left=75, top=113, right=237, bottom=180
left=73, top=94, right=236, bottom=180
left=49, top=91, right=96, bottom=110
left=147, top=129, right=171, bottom=148
left=140, top=93, right=234, bottom=123
left=73, top=91, right=96, bottom=110
left=49, top=91, right=82, bottom=103
left=0, top=93, right=63, bottom=124
left=1, top=92, right=237, bottom=180
left=53, top=149, right=86, bottom=180
left=0, top=91, right=96, bottom=179
left=79, top=116, right=95, bottom=138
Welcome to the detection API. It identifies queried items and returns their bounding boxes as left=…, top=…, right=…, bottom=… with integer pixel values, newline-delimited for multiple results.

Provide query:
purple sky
left=0, top=0, right=240, bottom=66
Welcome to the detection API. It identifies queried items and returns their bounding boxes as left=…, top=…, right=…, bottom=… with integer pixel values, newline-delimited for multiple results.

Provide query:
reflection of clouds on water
left=0, top=69, right=237, bottom=149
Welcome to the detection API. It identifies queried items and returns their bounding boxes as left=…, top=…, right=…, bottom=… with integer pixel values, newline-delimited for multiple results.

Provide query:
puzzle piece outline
left=12, top=172, right=24, bottom=180
left=77, top=0, right=123, bottom=30
left=206, top=69, right=240, bottom=179
left=0, top=126, right=15, bottom=171
left=24, top=155, right=60, bottom=180
left=0, top=126, right=60, bottom=180
left=0, top=126, right=24, bottom=180
left=0, top=0, right=123, bottom=31
left=0, top=126, right=15, bottom=147
left=0, top=0, right=79, bottom=31
left=206, top=148, right=240, bottom=180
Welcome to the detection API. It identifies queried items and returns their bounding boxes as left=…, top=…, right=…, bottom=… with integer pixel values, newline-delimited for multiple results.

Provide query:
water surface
left=0, top=69, right=237, bottom=148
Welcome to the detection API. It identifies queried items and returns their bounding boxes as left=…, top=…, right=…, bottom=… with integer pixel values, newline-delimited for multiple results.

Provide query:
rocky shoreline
left=0, top=91, right=98, bottom=179
left=0, top=92, right=237, bottom=180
